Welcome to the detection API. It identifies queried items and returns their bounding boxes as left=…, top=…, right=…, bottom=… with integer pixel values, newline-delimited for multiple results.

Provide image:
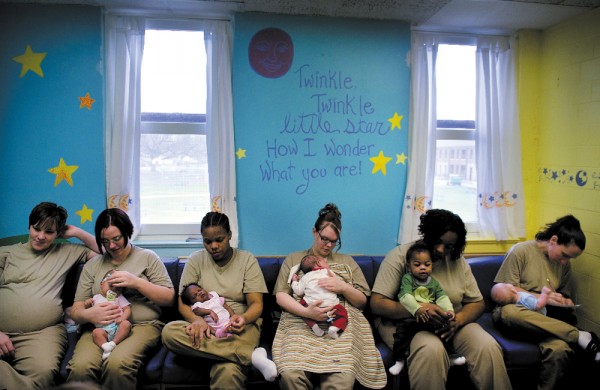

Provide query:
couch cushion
left=477, top=313, right=541, bottom=370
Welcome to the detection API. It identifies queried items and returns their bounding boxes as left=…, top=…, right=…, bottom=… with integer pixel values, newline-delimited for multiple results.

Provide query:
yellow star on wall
left=76, top=204, right=94, bottom=224
left=48, top=158, right=79, bottom=187
left=236, top=147, right=247, bottom=159
left=79, top=93, right=95, bottom=110
left=370, top=150, right=393, bottom=175
left=13, top=45, right=47, bottom=78
left=388, top=112, right=403, bottom=130
left=396, top=153, right=408, bottom=165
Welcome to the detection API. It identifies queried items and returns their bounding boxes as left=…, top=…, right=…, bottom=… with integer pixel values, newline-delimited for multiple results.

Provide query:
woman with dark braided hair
left=272, top=203, right=387, bottom=389
left=371, top=209, right=511, bottom=390
left=161, top=211, right=277, bottom=388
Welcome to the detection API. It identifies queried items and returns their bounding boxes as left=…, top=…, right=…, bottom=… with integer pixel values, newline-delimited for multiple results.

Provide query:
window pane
left=433, top=44, right=477, bottom=223
left=141, top=30, right=206, bottom=114
left=140, top=134, right=209, bottom=224
left=140, top=29, right=210, bottom=229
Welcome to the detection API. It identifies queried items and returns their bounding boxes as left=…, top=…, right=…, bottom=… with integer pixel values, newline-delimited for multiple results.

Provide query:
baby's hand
left=292, top=274, right=299, bottom=282
left=84, top=298, right=94, bottom=308
left=415, top=307, right=430, bottom=322
left=209, top=310, right=219, bottom=323
left=446, top=310, right=456, bottom=321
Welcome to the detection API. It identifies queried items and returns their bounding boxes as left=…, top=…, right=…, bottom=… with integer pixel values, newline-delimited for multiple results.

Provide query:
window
left=140, top=26, right=209, bottom=236
left=433, top=44, right=478, bottom=225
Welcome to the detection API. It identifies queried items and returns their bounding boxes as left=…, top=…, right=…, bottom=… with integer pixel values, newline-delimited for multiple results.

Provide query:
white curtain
left=104, top=15, right=145, bottom=239
left=398, top=32, right=525, bottom=243
left=398, top=33, right=438, bottom=244
left=475, top=36, right=525, bottom=239
left=204, top=21, right=240, bottom=247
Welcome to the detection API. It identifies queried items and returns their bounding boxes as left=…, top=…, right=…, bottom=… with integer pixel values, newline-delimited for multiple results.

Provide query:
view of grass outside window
left=140, top=29, right=210, bottom=228
left=433, top=44, right=478, bottom=223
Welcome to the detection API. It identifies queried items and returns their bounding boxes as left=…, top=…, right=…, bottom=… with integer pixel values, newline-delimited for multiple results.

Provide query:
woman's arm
left=70, top=299, right=122, bottom=326
left=370, top=292, right=412, bottom=320
left=318, top=270, right=367, bottom=309
left=276, top=291, right=331, bottom=322
left=107, top=270, right=174, bottom=306
left=62, top=225, right=100, bottom=258
left=223, top=302, right=236, bottom=317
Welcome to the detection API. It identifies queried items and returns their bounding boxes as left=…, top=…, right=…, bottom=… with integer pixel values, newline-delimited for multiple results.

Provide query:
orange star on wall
left=79, top=93, right=95, bottom=110
left=48, top=157, right=79, bottom=187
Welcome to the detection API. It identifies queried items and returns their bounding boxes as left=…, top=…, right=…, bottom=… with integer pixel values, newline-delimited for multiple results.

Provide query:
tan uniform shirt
left=0, top=242, right=89, bottom=333
left=372, top=242, right=482, bottom=313
left=179, top=248, right=267, bottom=315
left=494, top=240, right=572, bottom=296
left=74, top=245, right=173, bottom=322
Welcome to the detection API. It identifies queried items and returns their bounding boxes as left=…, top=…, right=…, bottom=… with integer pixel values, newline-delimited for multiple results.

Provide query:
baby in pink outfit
left=182, top=283, right=234, bottom=338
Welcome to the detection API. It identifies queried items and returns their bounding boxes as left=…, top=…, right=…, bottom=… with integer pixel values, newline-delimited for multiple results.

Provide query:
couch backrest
left=466, top=255, right=504, bottom=312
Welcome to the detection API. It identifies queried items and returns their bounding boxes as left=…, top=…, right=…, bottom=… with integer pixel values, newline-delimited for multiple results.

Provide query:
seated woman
left=370, top=209, right=511, bottom=390
left=0, top=202, right=98, bottom=389
left=493, top=214, right=600, bottom=389
left=272, top=203, right=387, bottom=389
left=67, top=208, right=175, bottom=389
left=161, top=211, right=277, bottom=388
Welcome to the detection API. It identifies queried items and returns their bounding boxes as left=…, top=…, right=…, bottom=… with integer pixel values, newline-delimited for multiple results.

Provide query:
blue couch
left=56, top=254, right=560, bottom=389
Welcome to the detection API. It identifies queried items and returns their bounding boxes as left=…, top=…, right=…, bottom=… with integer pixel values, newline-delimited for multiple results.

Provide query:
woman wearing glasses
left=272, top=203, right=387, bottom=389
left=67, top=208, right=175, bottom=389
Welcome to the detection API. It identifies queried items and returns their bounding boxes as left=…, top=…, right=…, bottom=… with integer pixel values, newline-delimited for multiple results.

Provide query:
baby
left=290, top=254, right=348, bottom=339
left=85, top=270, right=131, bottom=360
left=389, top=240, right=465, bottom=375
left=182, top=283, right=278, bottom=381
left=491, top=282, right=551, bottom=315
left=181, top=283, right=234, bottom=338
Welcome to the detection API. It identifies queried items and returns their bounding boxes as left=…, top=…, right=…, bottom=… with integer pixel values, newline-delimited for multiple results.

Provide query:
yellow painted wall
left=518, top=9, right=600, bottom=334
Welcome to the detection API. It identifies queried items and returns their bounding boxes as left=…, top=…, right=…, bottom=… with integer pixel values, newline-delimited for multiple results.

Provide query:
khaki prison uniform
left=161, top=248, right=268, bottom=389
left=372, top=242, right=512, bottom=390
left=0, top=242, right=89, bottom=390
left=67, top=246, right=173, bottom=390
left=493, top=240, right=580, bottom=390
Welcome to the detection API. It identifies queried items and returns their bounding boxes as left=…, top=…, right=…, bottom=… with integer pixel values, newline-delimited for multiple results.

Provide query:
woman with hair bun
left=272, top=203, right=386, bottom=389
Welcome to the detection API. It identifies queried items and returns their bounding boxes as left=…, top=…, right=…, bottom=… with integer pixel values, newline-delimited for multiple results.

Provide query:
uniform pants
left=493, top=304, right=577, bottom=390
left=67, top=321, right=162, bottom=390
left=161, top=319, right=261, bottom=389
left=377, top=318, right=512, bottom=390
left=0, top=324, right=67, bottom=390
left=279, top=370, right=356, bottom=390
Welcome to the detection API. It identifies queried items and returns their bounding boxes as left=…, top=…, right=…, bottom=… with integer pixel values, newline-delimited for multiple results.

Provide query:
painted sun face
left=248, top=27, right=294, bottom=78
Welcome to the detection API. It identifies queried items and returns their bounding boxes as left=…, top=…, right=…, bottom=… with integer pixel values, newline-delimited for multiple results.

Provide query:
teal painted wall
left=0, top=6, right=411, bottom=256
left=0, top=4, right=105, bottom=236
left=233, top=14, right=410, bottom=255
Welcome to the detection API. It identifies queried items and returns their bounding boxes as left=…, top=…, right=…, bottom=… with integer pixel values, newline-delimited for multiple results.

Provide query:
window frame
left=137, top=20, right=208, bottom=239
left=433, top=41, right=480, bottom=234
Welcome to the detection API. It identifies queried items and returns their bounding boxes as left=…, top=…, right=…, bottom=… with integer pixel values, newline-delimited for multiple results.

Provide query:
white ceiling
left=3, top=0, right=600, bottom=34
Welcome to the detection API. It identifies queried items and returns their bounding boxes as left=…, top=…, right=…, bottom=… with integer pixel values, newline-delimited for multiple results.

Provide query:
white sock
left=311, top=324, right=324, bottom=337
left=449, top=354, right=466, bottom=366
left=102, top=341, right=116, bottom=353
left=102, top=351, right=111, bottom=360
left=251, top=347, right=277, bottom=382
left=578, top=331, right=600, bottom=362
left=388, top=360, right=404, bottom=375
left=578, top=331, right=592, bottom=349
left=328, top=326, right=340, bottom=339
